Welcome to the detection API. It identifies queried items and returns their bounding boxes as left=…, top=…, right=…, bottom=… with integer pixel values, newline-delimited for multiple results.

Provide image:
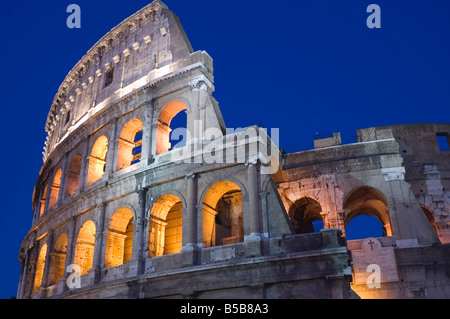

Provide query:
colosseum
left=17, top=0, right=450, bottom=299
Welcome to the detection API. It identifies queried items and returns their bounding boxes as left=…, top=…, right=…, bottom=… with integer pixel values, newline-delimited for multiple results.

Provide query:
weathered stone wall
left=348, top=237, right=450, bottom=299
left=54, top=229, right=354, bottom=300
left=361, top=123, right=450, bottom=243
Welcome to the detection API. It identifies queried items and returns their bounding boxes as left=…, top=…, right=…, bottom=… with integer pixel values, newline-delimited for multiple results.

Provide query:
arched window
left=74, top=221, right=96, bottom=275
left=343, top=186, right=392, bottom=239
left=65, top=154, right=82, bottom=197
left=39, top=185, right=48, bottom=216
left=117, top=118, right=144, bottom=171
left=87, top=136, right=108, bottom=186
left=202, top=181, right=244, bottom=247
left=156, top=100, right=187, bottom=155
left=148, top=194, right=183, bottom=257
left=48, top=233, right=67, bottom=285
left=33, top=244, right=47, bottom=293
left=288, top=197, right=323, bottom=234
left=105, top=208, right=134, bottom=268
left=49, top=169, right=62, bottom=211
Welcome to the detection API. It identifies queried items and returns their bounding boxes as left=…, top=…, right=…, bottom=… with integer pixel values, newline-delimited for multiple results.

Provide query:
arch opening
left=344, top=186, right=391, bottom=239
left=49, top=169, right=62, bottom=211
left=148, top=194, right=183, bottom=257
left=288, top=197, right=323, bottom=234
left=105, top=208, right=134, bottom=268
left=65, top=154, right=82, bottom=197
left=74, top=221, right=96, bottom=275
left=39, top=185, right=48, bottom=216
left=48, top=233, right=67, bottom=286
left=87, top=136, right=108, bottom=186
left=156, top=100, right=187, bottom=155
left=203, top=181, right=244, bottom=247
left=117, top=118, right=143, bottom=171
left=33, top=244, right=47, bottom=293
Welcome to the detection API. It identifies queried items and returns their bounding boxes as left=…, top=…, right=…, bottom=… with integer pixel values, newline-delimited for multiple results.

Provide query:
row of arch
left=287, top=186, right=439, bottom=240
left=37, top=100, right=188, bottom=220
left=26, top=184, right=442, bottom=295
left=28, top=179, right=245, bottom=295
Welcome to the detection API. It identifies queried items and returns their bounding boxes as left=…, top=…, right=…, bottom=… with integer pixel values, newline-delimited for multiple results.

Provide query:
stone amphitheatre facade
left=17, top=1, right=450, bottom=299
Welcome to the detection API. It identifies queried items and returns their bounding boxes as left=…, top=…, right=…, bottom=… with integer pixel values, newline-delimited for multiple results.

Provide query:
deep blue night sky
left=1, top=0, right=449, bottom=298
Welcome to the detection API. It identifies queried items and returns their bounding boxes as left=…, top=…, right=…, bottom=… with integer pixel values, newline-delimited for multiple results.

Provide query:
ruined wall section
left=358, top=123, right=450, bottom=243
left=275, top=131, right=400, bottom=232
left=274, top=125, right=441, bottom=245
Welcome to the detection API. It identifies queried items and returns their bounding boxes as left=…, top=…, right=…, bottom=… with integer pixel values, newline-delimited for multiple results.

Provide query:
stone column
left=92, top=203, right=107, bottom=284
left=141, top=101, right=154, bottom=164
left=65, top=217, right=77, bottom=269
left=142, top=193, right=151, bottom=260
left=79, top=136, right=91, bottom=192
left=183, top=173, right=198, bottom=249
left=33, top=193, right=42, bottom=225
left=187, top=83, right=209, bottom=157
left=188, top=93, right=200, bottom=145
left=104, top=117, right=118, bottom=178
left=58, top=153, right=69, bottom=202
left=148, top=218, right=168, bottom=257
left=150, top=120, right=159, bottom=157
left=42, top=175, right=52, bottom=217
left=17, top=249, right=30, bottom=299
left=320, top=212, right=330, bottom=230
left=28, top=243, right=40, bottom=298
left=132, top=188, right=147, bottom=275
left=383, top=167, right=440, bottom=245
left=334, top=211, right=346, bottom=236
left=149, top=98, right=160, bottom=158
left=63, top=217, right=77, bottom=291
left=246, top=162, right=261, bottom=239
left=258, top=190, right=269, bottom=238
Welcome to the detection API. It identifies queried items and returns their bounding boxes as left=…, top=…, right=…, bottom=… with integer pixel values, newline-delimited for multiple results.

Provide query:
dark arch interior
left=289, top=197, right=323, bottom=234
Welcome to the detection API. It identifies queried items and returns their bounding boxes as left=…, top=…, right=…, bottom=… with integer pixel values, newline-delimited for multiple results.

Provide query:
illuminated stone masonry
left=18, top=1, right=450, bottom=299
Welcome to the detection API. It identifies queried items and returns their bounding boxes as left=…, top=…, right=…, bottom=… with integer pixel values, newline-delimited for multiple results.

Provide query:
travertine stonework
left=17, top=1, right=450, bottom=299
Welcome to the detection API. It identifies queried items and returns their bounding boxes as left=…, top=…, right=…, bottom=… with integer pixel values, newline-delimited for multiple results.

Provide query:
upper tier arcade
left=43, top=0, right=203, bottom=163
